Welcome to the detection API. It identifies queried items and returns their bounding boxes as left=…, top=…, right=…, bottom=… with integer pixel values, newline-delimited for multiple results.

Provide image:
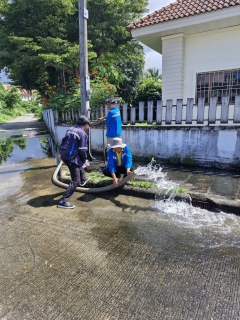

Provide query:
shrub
left=43, top=76, right=117, bottom=112
left=182, top=155, right=195, bottom=166
left=133, top=77, right=162, bottom=104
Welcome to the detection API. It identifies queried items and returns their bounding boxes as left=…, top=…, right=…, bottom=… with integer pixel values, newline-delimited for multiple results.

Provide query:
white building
left=127, top=0, right=240, bottom=104
left=3, top=85, right=34, bottom=101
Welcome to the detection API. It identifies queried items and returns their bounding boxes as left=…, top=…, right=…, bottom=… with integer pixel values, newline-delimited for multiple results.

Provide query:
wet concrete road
left=1, top=115, right=240, bottom=319
left=0, top=113, right=47, bottom=131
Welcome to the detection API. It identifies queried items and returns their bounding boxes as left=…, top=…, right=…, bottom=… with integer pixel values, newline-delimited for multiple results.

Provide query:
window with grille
left=196, top=69, right=240, bottom=104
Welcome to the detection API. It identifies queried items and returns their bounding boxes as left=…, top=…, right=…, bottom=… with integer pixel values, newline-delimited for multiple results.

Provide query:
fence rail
left=52, top=95, right=240, bottom=126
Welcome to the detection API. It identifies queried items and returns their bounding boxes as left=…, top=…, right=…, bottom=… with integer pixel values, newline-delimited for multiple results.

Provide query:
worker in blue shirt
left=98, top=98, right=122, bottom=145
left=102, top=137, right=133, bottom=187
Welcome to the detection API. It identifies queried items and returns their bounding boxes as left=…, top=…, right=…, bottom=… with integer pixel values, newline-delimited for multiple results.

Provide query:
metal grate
left=192, top=199, right=215, bottom=211
left=196, top=69, right=240, bottom=104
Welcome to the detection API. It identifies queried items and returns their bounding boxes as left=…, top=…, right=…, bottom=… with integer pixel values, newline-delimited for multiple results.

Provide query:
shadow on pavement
left=27, top=192, right=63, bottom=207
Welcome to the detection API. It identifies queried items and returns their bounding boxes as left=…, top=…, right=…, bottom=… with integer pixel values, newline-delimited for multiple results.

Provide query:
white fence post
left=176, top=99, right=183, bottom=124
left=156, top=100, right=162, bottom=124
left=186, top=98, right=194, bottom=124
left=208, top=97, right=218, bottom=124
left=166, top=100, right=173, bottom=124
left=130, top=107, right=136, bottom=125
left=147, top=101, right=153, bottom=124
left=221, top=96, right=230, bottom=123
left=123, top=103, right=128, bottom=125
left=197, top=97, right=205, bottom=124
left=139, top=101, right=145, bottom=122
left=233, top=95, right=240, bottom=123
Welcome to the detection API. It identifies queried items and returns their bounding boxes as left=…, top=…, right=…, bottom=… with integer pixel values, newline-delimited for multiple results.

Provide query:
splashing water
left=134, top=159, right=240, bottom=248
left=134, top=158, right=178, bottom=194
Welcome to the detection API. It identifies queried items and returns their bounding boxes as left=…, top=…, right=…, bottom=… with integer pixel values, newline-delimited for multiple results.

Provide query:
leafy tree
left=133, top=77, right=162, bottom=104
left=144, top=68, right=162, bottom=81
left=0, top=0, right=148, bottom=99
left=4, top=86, right=22, bottom=108
left=87, top=0, right=148, bottom=57
left=0, top=0, right=96, bottom=92
left=45, top=76, right=117, bottom=111
left=0, top=85, right=42, bottom=122
left=91, top=41, right=144, bottom=103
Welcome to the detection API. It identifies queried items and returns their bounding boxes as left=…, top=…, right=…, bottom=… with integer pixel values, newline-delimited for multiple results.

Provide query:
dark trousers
left=61, top=159, right=86, bottom=202
left=103, top=166, right=127, bottom=178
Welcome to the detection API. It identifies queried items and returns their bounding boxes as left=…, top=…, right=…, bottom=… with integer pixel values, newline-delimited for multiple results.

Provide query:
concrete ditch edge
left=114, top=186, right=240, bottom=215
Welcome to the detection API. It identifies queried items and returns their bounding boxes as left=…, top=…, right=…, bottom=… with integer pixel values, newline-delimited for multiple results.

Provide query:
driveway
left=0, top=115, right=240, bottom=319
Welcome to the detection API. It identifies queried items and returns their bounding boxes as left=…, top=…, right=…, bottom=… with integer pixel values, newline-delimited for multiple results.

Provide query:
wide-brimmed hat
left=108, top=137, right=126, bottom=149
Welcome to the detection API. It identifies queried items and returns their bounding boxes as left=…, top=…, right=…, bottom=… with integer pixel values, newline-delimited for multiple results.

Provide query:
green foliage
left=133, top=77, right=162, bottom=104
left=44, top=76, right=117, bottom=111
left=0, top=85, right=43, bottom=122
left=90, top=78, right=117, bottom=108
left=129, top=180, right=153, bottom=188
left=14, top=139, right=27, bottom=150
left=169, top=153, right=181, bottom=164
left=0, top=0, right=148, bottom=98
left=40, top=138, right=52, bottom=157
left=3, top=86, right=22, bottom=108
left=87, top=0, right=148, bottom=57
left=0, top=137, right=14, bottom=165
left=169, top=186, right=187, bottom=194
left=0, top=137, right=28, bottom=165
left=85, top=169, right=112, bottom=184
left=182, top=154, right=195, bottom=166
left=91, top=42, right=145, bottom=103
left=176, top=187, right=187, bottom=194
left=64, top=167, right=112, bottom=186
left=144, top=68, right=162, bottom=81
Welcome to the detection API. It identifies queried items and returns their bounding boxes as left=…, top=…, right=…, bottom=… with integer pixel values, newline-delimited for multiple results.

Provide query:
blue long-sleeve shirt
left=104, top=106, right=122, bottom=138
left=104, top=146, right=132, bottom=173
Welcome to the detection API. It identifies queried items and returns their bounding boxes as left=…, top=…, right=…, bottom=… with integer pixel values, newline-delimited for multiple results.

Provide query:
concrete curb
left=114, top=185, right=240, bottom=215
left=60, top=167, right=240, bottom=214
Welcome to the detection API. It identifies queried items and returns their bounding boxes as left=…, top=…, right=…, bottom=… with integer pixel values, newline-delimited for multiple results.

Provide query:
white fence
left=42, top=106, right=240, bottom=169
left=50, top=96, right=240, bottom=127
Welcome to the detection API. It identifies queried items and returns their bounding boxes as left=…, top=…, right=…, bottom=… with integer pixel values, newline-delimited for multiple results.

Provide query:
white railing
left=51, top=95, right=240, bottom=126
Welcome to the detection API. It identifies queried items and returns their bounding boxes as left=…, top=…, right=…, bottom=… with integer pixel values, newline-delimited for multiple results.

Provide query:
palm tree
left=144, top=68, right=162, bottom=81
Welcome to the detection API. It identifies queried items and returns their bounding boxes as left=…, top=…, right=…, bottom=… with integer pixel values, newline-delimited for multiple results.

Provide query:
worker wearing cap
left=57, top=115, right=91, bottom=209
left=98, top=98, right=122, bottom=145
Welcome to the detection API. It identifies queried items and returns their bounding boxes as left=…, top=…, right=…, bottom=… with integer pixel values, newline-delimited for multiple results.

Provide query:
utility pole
left=78, top=0, right=91, bottom=117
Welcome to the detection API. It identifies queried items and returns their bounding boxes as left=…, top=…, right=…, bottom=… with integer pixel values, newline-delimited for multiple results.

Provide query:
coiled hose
left=52, top=160, right=134, bottom=193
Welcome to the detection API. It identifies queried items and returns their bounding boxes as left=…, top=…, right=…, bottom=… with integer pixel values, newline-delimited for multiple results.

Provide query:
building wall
left=161, top=25, right=240, bottom=104
left=162, top=33, right=185, bottom=103
left=184, top=25, right=240, bottom=103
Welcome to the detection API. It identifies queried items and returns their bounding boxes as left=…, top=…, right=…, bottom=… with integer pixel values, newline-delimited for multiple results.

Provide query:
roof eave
left=130, top=6, right=240, bottom=54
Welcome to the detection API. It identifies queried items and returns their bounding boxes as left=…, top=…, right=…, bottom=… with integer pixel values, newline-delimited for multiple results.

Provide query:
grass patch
left=63, top=167, right=153, bottom=189
left=64, top=167, right=112, bottom=187
left=169, top=187, right=187, bottom=194
left=123, top=122, right=160, bottom=127
left=128, top=180, right=153, bottom=188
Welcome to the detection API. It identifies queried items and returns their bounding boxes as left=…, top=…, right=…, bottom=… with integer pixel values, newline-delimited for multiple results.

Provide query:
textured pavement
left=1, top=157, right=240, bottom=320
left=1, top=115, right=240, bottom=319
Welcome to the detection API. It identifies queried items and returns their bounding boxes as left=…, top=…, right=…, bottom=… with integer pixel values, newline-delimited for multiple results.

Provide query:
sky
left=0, top=0, right=172, bottom=83
left=144, top=0, right=172, bottom=72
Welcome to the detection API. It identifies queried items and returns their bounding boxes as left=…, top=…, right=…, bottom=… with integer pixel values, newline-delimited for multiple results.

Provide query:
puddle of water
left=134, top=159, right=240, bottom=249
left=0, top=135, right=53, bottom=202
